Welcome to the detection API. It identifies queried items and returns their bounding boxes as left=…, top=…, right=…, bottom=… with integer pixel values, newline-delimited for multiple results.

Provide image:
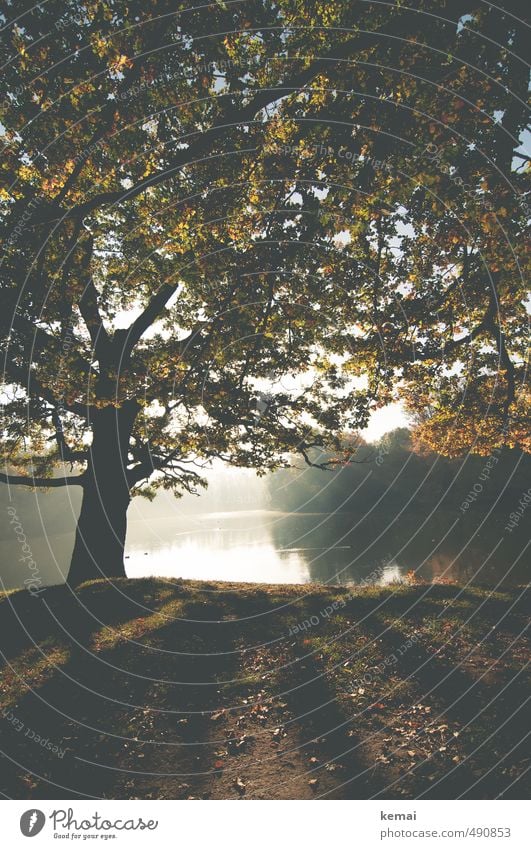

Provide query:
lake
left=1, top=481, right=528, bottom=591
left=124, top=505, right=528, bottom=587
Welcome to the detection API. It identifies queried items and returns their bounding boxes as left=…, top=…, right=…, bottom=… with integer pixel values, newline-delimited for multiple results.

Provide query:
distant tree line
left=267, top=429, right=530, bottom=519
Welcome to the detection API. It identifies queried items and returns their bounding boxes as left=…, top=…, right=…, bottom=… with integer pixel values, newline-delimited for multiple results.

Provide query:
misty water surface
left=1, top=462, right=528, bottom=590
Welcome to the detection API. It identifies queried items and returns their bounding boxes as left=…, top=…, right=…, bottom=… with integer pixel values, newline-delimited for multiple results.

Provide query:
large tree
left=0, top=0, right=528, bottom=586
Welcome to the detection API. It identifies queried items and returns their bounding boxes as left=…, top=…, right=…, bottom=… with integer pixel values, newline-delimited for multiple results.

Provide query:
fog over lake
left=2, top=433, right=528, bottom=591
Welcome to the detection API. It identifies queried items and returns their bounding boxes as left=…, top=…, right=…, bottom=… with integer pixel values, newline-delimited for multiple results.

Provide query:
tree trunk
left=67, top=402, right=138, bottom=587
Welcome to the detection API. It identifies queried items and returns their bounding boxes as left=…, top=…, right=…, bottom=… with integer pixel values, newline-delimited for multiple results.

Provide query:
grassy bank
left=0, top=578, right=529, bottom=800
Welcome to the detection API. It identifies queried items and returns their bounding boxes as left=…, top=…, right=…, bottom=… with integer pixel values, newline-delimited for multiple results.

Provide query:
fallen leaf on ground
left=234, top=777, right=246, bottom=795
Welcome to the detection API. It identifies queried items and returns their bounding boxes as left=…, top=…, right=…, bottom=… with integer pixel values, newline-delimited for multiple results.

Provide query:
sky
left=362, top=401, right=409, bottom=442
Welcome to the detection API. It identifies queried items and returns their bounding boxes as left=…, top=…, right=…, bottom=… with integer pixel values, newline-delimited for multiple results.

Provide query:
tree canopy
left=0, top=0, right=529, bottom=581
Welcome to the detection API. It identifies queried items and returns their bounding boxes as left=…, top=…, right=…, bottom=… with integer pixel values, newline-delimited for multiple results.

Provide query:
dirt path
left=109, top=593, right=352, bottom=800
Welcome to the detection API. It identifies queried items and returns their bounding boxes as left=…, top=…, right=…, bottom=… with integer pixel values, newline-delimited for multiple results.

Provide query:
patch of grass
left=0, top=640, right=70, bottom=710
left=0, top=578, right=528, bottom=800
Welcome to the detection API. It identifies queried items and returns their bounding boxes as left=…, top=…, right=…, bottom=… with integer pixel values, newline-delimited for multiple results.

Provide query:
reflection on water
left=125, top=511, right=310, bottom=584
left=125, top=507, right=528, bottom=586
left=1, top=480, right=527, bottom=591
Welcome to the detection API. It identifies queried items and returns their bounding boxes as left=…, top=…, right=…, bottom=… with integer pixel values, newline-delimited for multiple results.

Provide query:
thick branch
left=77, top=232, right=112, bottom=364
left=0, top=471, right=84, bottom=487
left=3, top=361, right=91, bottom=419
left=121, top=282, right=182, bottom=358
